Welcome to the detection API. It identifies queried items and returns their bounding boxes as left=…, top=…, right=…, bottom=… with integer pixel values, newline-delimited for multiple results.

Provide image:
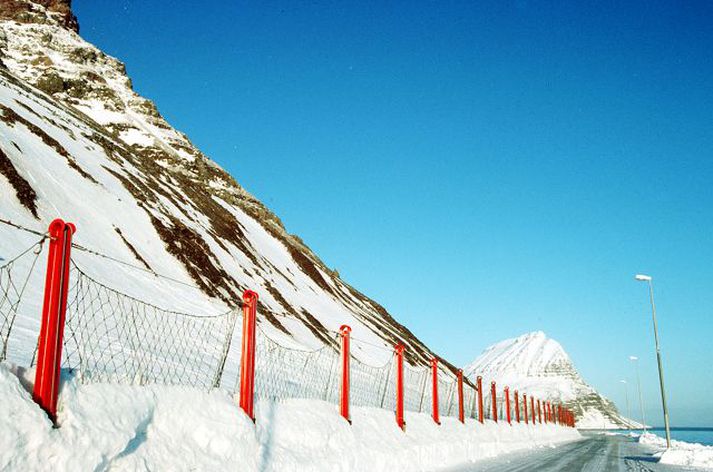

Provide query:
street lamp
left=634, top=274, right=672, bottom=448
left=620, top=380, right=631, bottom=430
left=630, top=355, right=647, bottom=434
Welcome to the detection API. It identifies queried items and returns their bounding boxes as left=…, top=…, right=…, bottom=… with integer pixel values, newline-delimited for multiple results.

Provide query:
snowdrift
left=0, top=363, right=580, bottom=471
left=640, top=433, right=713, bottom=470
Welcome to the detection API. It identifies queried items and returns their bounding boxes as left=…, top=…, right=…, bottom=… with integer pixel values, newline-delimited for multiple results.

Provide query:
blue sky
left=74, top=1, right=713, bottom=426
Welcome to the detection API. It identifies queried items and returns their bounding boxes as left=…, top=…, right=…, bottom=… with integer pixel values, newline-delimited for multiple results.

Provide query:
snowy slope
left=0, top=1, right=440, bottom=372
left=465, top=332, right=639, bottom=429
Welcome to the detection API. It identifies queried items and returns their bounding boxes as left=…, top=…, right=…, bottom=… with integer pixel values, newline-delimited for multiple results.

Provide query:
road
left=447, top=433, right=690, bottom=471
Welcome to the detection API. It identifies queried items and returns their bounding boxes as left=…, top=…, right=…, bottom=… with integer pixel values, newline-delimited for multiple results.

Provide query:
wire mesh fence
left=251, top=324, right=340, bottom=403
left=463, top=384, right=478, bottom=419
left=61, top=262, right=239, bottom=389
left=438, top=376, right=457, bottom=418
left=351, top=354, right=395, bottom=409
left=0, top=237, right=45, bottom=361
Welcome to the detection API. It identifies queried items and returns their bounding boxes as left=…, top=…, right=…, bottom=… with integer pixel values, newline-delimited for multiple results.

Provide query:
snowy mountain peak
left=465, top=331, right=575, bottom=380
left=465, top=332, right=638, bottom=429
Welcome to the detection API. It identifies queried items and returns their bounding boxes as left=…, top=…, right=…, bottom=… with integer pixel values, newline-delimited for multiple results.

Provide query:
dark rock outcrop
left=0, top=0, right=78, bottom=32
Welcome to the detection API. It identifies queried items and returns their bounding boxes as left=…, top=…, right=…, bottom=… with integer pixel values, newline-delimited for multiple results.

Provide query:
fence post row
left=395, top=344, right=405, bottom=431
left=490, top=381, right=498, bottom=423
left=504, top=386, right=511, bottom=425
left=514, top=390, right=520, bottom=423
left=431, top=357, right=440, bottom=425
left=339, top=325, right=351, bottom=423
left=457, top=369, right=464, bottom=424
left=477, top=376, right=484, bottom=423
left=238, top=290, right=259, bottom=421
left=32, top=219, right=75, bottom=423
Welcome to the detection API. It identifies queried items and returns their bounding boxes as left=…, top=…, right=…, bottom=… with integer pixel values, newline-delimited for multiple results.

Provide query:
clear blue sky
left=74, top=1, right=713, bottom=427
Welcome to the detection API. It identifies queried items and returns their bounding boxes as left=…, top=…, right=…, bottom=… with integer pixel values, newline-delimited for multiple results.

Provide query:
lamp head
left=635, top=274, right=652, bottom=282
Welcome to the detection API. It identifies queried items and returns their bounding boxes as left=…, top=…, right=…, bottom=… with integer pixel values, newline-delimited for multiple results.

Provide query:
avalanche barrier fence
left=0, top=218, right=576, bottom=429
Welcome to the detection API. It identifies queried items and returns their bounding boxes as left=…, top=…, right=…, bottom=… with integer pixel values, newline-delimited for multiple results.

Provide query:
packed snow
left=640, top=433, right=713, bottom=470
left=0, top=362, right=580, bottom=471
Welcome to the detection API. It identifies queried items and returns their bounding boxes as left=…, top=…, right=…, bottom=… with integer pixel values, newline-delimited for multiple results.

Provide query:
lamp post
left=634, top=274, right=671, bottom=448
left=620, top=380, right=631, bottom=430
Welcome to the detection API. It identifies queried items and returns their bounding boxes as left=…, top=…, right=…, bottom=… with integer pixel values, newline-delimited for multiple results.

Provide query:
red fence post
left=457, top=369, right=464, bottom=424
left=523, top=393, right=528, bottom=424
left=33, top=219, right=75, bottom=423
left=239, top=290, right=259, bottom=421
left=395, top=344, right=405, bottom=431
left=339, top=325, right=351, bottom=423
left=491, top=381, right=498, bottom=423
left=537, top=399, right=542, bottom=424
left=531, top=397, right=536, bottom=424
left=505, top=386, right=511, bottom=425
left=477, top=376, right=484, bottom=424
left=431, top=357, right=440, bottom=425
left=514, top=390, right=520, bottom=423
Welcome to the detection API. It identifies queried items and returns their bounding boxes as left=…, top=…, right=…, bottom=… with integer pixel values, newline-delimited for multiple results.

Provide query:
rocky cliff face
left=0, top=1, right=441, bottom=369
left=0, top=0, right=77, bottom=32
left=465, top=332, right=638, bottom=429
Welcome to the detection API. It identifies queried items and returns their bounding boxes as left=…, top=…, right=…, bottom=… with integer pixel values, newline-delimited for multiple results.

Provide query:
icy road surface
left=448, top=432, right=692, bottom=471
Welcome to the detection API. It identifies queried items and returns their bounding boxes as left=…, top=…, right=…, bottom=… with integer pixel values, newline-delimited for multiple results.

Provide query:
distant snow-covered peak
left=465, top=331, right=575, bottom=380
left=465, top=332, right=638, bottom=429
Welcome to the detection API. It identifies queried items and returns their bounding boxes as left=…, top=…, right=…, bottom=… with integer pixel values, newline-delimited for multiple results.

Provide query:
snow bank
left=639, top=433, right=713, bottom=470
left=1, top=363, right=580, bottom=471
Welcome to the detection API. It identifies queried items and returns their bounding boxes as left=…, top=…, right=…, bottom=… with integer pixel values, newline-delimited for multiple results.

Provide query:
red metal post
left=238, top=290, right=259, bottom=421
left=395, top=344, right=405, bottom=431
left=537, top=399, right=542, bottom=424
left=504, top=386, right=511, bottom=425
left=457, top=369, right=465, bottom=424
left=33, top=219, right=75, bottom=423
left=514, top=390, right=520, bottom=423
left=523, top=393, right=529, bottom=424
left=339, top=325, right=351, bottom=423
left=431, top=357, right=440, bottom=425
left=491, top=381, right=498, bottom=423
left=531, top=397, right=536, bottom=424
left=477, top=376, right=484, bottom=424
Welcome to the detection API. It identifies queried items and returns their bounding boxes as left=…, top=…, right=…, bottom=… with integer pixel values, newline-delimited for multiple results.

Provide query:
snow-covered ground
left=0, top=362, right=580, bottom=471
left=640, top=433, right=713, bottom=470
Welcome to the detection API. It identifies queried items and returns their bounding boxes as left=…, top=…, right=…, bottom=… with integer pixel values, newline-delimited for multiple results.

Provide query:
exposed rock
left=0, top=0, right=79, bottom=32
left=0, top=145, right=38, bottom=218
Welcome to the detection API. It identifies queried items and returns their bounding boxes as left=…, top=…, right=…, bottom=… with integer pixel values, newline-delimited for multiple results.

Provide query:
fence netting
left=0, top=237, right=45, bottom=361
left=438, top=376, right=457, bottom=418
left=61, top=262, right=238, bottom=389
left=252, top=324, right=341, bottom=403
left=464, top=384, right=478, bottom=419
left=403, top=364, right=430, bottom=413
left=351, top=354, right=395, bottom=409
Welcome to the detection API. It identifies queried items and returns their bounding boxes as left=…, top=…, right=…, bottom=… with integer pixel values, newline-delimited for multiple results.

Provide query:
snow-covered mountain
left=465, top=331, right=639, bottom=429
left=0, top=0, right=442, bottom=370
